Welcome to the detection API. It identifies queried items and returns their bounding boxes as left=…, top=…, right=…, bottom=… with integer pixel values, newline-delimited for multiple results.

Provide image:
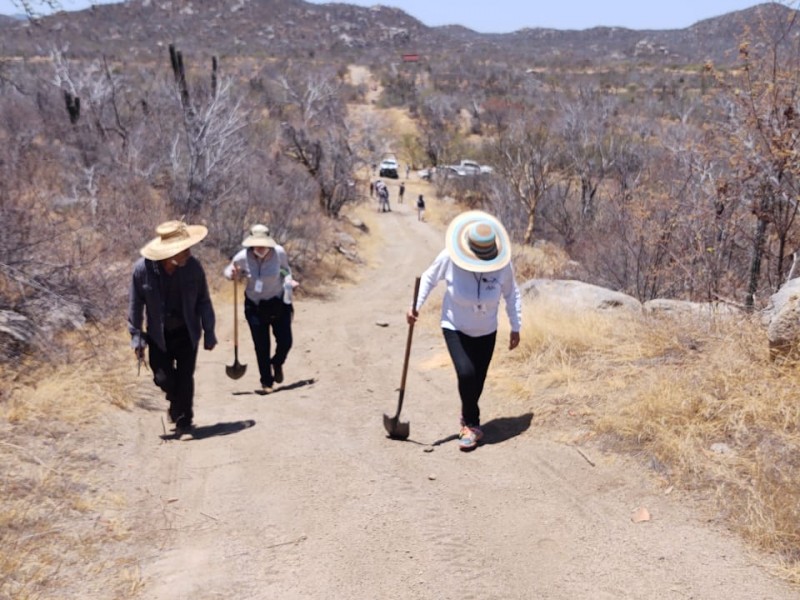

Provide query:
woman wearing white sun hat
left=407, top=210, right=522, bottom=451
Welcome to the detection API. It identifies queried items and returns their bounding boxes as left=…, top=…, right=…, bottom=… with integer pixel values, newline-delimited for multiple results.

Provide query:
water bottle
left=281, top=269, right=293, bottom=305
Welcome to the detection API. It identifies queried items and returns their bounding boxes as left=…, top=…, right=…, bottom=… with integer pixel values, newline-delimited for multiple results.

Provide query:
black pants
left=245, top=297, right=293, bottom=388
left=443, top=328, right=496, bottom=428
left=148, top=327, right=198, bottom=424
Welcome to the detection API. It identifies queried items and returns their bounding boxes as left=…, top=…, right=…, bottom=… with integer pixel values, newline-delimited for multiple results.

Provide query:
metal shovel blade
left=383, top=412, right=410, bottom=440
left=226, top=358, right=247, bottom=380
left=226, top=277, right=247, bottom=380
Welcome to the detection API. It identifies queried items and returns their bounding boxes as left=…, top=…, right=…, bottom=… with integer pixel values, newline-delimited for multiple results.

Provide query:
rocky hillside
left=0, top=0, right=794, bottom=67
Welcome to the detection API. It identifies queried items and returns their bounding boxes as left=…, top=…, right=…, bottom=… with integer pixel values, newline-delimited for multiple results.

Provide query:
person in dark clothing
left=128, top=220, right=217, bottom=436
left=416, top=194, right=426, bottom=221
left=398, top=182, right=405, bottom=203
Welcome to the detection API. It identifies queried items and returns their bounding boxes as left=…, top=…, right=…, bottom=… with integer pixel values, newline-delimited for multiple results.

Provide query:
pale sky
left=0, top=0, right=785, bottom=32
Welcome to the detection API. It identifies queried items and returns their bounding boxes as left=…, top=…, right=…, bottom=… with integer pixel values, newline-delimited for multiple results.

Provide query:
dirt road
left=118, top=199, right=796, bottom=599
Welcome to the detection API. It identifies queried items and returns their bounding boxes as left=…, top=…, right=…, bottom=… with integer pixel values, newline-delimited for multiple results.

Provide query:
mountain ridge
left=0, top=1, right=793, bottom=67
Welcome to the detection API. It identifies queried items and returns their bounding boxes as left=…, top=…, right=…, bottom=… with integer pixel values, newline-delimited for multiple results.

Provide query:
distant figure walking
left=417, top=194, right=425, bottom=221
left=375, top=180, right=391, bottom=213
left=406, top=164, right=411, bottom=179
left=398, top=182, right=405, bottom=204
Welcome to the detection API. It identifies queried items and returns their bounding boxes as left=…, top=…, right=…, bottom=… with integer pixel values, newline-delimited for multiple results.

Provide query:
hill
left=0, top=0, right=794, bottom=67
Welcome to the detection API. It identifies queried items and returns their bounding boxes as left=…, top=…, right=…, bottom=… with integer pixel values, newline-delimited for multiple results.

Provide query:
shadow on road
left=160, top=419, right=256, bottom=441
left=480, top=413, right=534, bottom=445
left=231, top=378, right=316, bottom=396
left=385, top=413, right=534, bottom=449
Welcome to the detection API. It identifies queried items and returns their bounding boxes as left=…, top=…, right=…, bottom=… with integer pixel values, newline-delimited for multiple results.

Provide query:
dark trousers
left=148, top=327, right=198, bottom=424
left=245, top=298, right=293, bottom=388
left=443, top=328, right=496, bottom=427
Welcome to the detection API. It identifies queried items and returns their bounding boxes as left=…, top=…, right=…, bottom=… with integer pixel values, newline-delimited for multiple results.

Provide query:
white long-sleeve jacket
left=416, top=249, right=522, bottom=337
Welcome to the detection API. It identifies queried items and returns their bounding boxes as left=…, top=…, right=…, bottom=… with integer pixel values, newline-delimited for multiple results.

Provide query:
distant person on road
left=407, top=211, right=521, bottom=451
left=375, top=179, right=391, bottom=213
left=406, top=164, right=411, bottom=179
left=398, top=182, right=405, bottom=203
left=224, top=224, right=295, bottom=393
left=128, top=220, right=217, bottom=436
left=416, top=194, right=425, bottom=221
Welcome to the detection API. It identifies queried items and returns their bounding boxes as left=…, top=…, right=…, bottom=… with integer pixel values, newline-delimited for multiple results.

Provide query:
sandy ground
left=111, top=197, right=798, bottom=600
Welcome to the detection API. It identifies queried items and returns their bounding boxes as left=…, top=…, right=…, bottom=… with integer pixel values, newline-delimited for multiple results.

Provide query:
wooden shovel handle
left=398, top=276, right=421, bottom=396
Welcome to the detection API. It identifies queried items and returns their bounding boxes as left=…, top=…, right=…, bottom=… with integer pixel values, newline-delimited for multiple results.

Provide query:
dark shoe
left=273, top=363, right=284, bottom=384
left=175, top=415, right=193, bottom=436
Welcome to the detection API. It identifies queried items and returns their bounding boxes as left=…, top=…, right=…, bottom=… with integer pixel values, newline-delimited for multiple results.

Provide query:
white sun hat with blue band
left=445, top=210, right=511, bottom=273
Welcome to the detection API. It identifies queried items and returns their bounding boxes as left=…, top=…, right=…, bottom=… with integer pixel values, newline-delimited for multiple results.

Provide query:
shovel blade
left=383, top=413, right=410, bottom=440
left=226, top=361, right=247, bottom=380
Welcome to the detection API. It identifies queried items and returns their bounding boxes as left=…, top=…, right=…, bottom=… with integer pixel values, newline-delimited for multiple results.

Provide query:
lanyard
left=474, top=272, right=482, bottom=301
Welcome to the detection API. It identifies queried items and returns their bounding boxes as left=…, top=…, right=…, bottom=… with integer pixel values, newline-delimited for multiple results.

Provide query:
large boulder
left=520, top=279, right=642, bottom=312
left=643, top=298, right=743, bottom=317
left=765, top=278, right=800, bottom=360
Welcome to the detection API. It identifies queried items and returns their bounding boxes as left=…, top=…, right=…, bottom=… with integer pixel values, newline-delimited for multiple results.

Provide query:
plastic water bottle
left=281, top=269, right=293, bottom=305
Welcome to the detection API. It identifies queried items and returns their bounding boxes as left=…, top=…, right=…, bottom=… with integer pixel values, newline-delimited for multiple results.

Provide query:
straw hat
left=445, top=210, right=511, bottom=273
left=140, top=220, right=208, bottom=261
left=242, top=224, right=277, bottom=248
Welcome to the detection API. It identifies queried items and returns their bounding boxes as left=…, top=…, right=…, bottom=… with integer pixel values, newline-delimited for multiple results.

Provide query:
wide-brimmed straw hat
left=140, top=220, right=208, bottom=261
left=242, top=224, right=277, bottom=248
left=445, top=210, right=511, bottom=273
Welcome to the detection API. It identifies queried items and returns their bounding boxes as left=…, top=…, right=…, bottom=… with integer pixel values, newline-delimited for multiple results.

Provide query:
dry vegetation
left=0, top=333, right=144, bottom=599
left=5, top=1, right=800, bottom=596
left=491, top=301, right=800, bottom=582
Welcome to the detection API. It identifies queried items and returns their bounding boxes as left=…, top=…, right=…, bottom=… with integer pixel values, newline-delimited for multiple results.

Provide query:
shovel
left=384, top=276, right=421, bottom=440
left=226, top=277, right=247, bottom=380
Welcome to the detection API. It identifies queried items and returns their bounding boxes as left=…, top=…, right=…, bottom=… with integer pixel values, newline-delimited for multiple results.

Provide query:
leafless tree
left=710, top=9, right=800, bottom=308
left=487, top=118, right=558, bottom=245
left=268, top=69, right=357, bottom=218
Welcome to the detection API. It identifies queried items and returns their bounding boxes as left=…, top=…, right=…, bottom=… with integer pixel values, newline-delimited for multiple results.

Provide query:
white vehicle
left=445, top=160, right=494, bottom=176
left=379, top=158, right=399, bottom=179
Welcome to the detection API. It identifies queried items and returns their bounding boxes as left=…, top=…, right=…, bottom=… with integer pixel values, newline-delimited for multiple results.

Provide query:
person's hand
left=509, top=331, right=520, bottom=350
left=406, top=308, right=418, bottom=325
left=134, top=346, right=145, bottom=361
left=231, top=264, right=243, bottom=280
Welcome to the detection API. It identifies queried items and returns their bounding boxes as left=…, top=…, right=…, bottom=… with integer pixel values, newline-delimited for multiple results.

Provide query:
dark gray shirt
left=128, top=256, right=217, bottom=352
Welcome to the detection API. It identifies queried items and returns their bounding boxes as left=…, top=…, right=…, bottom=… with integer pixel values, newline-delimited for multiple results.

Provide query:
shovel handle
left=233, top=277, right=239, bottom=349
left=397, top=276, right=421, bottom=404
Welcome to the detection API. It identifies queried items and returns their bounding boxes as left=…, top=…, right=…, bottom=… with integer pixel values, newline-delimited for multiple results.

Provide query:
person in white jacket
left=407, top=211, right=522, bottom=451
left=224, top=224, right=295, bottom=392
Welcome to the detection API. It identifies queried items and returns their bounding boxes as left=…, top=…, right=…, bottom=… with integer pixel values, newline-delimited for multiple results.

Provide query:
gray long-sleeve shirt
left=128, top=256, right=217, bottom=352
left=223, top=246, right=291, bottom=303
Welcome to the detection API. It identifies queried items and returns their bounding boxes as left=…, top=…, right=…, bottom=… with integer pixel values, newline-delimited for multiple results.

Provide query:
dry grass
left=0, top=330, right=143, bottom=599
left=492, top=299, right=800, bottom=581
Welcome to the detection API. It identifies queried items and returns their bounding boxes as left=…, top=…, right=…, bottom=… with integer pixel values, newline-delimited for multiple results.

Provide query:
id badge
left=254, top=280, right=263, bottom=293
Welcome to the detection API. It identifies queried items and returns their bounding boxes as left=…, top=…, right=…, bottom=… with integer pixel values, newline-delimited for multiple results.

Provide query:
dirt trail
left=118, top=198, right=797, bottom=599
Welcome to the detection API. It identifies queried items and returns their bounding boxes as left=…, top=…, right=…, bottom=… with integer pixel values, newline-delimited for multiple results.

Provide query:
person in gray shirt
left=224, top=224, right=294, bottom=392
left=128, top=220, right=217, bottom=436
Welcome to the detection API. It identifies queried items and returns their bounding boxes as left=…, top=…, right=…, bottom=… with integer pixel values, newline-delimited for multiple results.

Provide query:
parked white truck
left=445, top=159, right=494, bottom=176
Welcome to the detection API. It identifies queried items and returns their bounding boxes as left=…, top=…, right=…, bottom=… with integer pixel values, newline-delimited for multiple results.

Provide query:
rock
left=0, top=310, right=35, bottom=344
left=643, top=298, right=742, bottom=317
left=520, top=279, right=641, bottom=312
left=765, top=278, right=800, bottom=360
left=710, top=442, right=734, bottom=455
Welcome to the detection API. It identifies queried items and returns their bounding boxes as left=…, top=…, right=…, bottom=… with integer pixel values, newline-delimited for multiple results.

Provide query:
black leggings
left=443, top=328, right=496, bottom=427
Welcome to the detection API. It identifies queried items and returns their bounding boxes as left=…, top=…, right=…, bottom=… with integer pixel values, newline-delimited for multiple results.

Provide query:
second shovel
left=226, top=277, right=247, bottom=380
